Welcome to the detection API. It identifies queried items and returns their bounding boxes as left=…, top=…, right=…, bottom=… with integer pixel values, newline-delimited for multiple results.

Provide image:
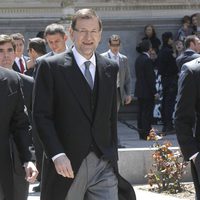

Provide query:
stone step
left=118, top=148, right=192, bottom=184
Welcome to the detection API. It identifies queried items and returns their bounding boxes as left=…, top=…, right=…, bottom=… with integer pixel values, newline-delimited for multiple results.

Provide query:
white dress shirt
left=72, top=46, right=96, bottom=82
left=15, top=56, right=26, bottom=71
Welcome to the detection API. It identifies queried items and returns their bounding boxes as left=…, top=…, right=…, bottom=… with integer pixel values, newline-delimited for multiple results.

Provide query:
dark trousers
left=11, top=140, right=29, bottom=200
left=32, top=133, right=43, bottom=182
left=137, top=98, right=154, bottom=138
left=191, top=154, right=200, bottom=200
left=161, top=77, right=177, bottom=129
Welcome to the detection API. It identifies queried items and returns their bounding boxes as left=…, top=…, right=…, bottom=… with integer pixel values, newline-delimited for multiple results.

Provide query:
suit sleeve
left=33, top=59, right=65, bottom=159
left=174, top=65, right=198, bottom=160
left=10, top=76, right=32, bottom=163
left=145, top=58, right=156, bottom=96
left=110, top=63, right=119, bottom=166
left=123, top=57, right=132, bottom=96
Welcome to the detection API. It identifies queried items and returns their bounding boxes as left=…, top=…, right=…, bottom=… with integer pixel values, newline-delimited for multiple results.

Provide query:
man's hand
left=125, top=95, right=132, bottom=105
left=24, top=161, right=38, bottom=183
left=54, top=155, right=74, bottom=178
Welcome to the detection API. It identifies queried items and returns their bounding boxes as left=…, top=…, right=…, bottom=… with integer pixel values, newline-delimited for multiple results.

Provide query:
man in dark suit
left=33, top=8, right=135, bottom=200
left=33, top=23, right=68, bottom=79
left=134, top=39, right=160, bottom=140
left=25, top=37, right=47, bottom=77
left=10, top=33, right=29, bottom=74
left=0, top=34, right=36, bottom=200
left=158, top=32, right=179, bottom=134
left=176, top=35, right=200, bottom=71
left=175, top=57, right=200, bottom=200
left=0, top=64, right=37, bottom=199
left=32, top=24, right=69, bottom=192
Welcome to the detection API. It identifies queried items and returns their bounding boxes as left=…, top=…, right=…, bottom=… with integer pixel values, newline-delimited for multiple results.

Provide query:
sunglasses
left=110, top=43, right=120, bottom=47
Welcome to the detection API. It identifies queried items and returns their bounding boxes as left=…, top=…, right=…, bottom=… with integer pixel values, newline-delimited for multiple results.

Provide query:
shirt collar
left=72, top=46, right=96, bottom=67
left=53, top=47, right=68, bottom=55
left=143, top=52, right=150, bottom=58
left=108, top=49, right=120, bottom=58
left=15, top=56, right=23, bottom=62
left=186, top=48, right=196, bottom=53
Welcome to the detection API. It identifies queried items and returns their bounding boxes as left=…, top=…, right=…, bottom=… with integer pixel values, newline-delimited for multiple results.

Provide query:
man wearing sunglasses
left=101, top=34, right=132, bottom=148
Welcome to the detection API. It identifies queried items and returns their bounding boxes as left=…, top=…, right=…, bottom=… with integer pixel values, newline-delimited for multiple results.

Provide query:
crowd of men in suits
left=1, top=9, right=200, bottom=200
left=0, top=8, right=136, bottom=200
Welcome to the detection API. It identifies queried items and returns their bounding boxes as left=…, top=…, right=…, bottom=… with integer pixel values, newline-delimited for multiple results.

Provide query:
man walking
left=0, top=34, right=37, bottom=200
left=101, top=34, right=132, bottom=147
left=158, top=32, right=179, bottom=134
left=176, top=35, right=200, bottom=71
left=175, top=57, right=200, bottom=200
left=33, top=8, right=135, bottom=200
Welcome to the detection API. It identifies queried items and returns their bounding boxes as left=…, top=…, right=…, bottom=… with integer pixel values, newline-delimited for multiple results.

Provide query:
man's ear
left=13, top=51, right=17, bottom=59
left=64, top=34, right=68, bottom=42
left=68, top=27, right=75, bottom=42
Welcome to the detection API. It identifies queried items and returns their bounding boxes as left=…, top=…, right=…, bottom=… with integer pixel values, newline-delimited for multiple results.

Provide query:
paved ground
left=28, top=183, right=184, bottom=200
left=27, top=120, right=186, bottom=200
left=118, top=120, right=179, bottom=148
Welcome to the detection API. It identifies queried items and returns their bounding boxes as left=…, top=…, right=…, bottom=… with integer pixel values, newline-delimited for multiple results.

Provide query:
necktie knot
left=84, top=61, right=91, bottom=69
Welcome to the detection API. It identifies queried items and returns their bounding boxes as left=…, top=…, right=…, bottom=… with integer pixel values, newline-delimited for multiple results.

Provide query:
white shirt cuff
left=52, top=153, right=66, bottom=162
left=189, top=152, right=199, bottom=161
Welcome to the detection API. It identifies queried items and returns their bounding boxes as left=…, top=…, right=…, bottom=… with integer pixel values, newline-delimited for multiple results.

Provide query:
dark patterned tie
left=84, top=61, right=93, bottom=89
left=19, top=58, right=25, bottom=74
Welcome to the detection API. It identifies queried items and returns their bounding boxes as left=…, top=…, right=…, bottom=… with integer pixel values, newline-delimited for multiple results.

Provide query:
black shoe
left=165, top=128, right=176, bottom=135
left=162, top=125, right=176, bottom=135
left=33, top=185, right=40, bottom=192
left=118, top=144, right=125, bottom=148
left=139, top=135, right=147, bottom=140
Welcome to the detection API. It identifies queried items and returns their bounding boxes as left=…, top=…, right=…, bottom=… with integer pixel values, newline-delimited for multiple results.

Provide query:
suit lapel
left=12, top=62, right=20, bottom=73
left=60, top=52, right=92, bottom=122
left=93, top=54, right=114, bottom=123
left=0, top=76, right=7, bottom=95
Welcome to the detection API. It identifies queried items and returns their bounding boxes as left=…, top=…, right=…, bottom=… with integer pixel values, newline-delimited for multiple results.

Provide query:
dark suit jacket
left=33, top=51, right=136, bottom=200
left=134, top=53, right=156, bottom=98
left=12, top=73, right=34, bottom=174
left=12, top=56, right=29, bottom=73
left=175, top=58, right=200, bottom=160
left=176, top=49, right=200, bottom=71
left=18, top=73, right=34, bottom=119
left=157, top=44, right=178, bottom=78
left=175, top=57, right=200, bottom=199
left=0, top=67, right=31, bottom=200
left=32, top=51, right=54, bottom=78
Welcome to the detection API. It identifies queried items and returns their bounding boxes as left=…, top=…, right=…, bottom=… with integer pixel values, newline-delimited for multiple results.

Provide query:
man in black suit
left=176, top=35, right=200, bottom=71
left=25, top=37, right=47, bottom=77
left=158, top=32, right=179, bottom=134
left=135, top=39, right=159, bottom=140
left=175, top=57, right=200, bottom=200
left=10, top=33, right=28, bottom=74
left=33, top=8, right=135, bottom=200
left=32, top=24, right=69, bottom=192
left=0, top=34, right=36, bottom=200
left=33, top=23, right=68, bottom=79
left=0, top=51, right=37, bottom=200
